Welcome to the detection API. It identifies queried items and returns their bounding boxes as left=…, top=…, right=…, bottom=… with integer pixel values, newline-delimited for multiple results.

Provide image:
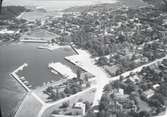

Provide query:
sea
left=3, top=0, right=118, bottom=11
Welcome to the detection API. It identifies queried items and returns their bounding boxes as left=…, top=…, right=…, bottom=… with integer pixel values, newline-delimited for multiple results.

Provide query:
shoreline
left=9, top=45, right=167, bottom=117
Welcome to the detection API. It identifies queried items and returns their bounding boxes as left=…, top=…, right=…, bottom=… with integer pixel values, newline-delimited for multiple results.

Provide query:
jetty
left=10, top=63, right=31, bottom=92
left=37, top=44, right=69, bottom=51
left=20, top=39, right=49, bottom=43
left=48, top=62, right=77, bottom=79
left=70, top=44, right=79, bottom=55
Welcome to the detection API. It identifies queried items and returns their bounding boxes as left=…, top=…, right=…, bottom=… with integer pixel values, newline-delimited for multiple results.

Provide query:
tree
left=0, top=105, right=2, bottom=117
left=139, top=111, right=150, bottom=117
left=152, top=93, right=165, bottom=105
left=143, top=0, right=167, bottom=11
left=97, top=56, right=108, bottom=66
left=104, top=84, right=112, bottom=92
left=99, top=94, right=110, bottom=111
left=148, top=98, right=162, bottom=107
left=127, top=111, right=139, bottom=117
left=59, top=102, right=69, bottom=108
left=46, top=86, right=53, bottom=92
left=161, top=59, right=167, bottom=66
left=76, top=68, right=81, bottom=79
left=117, top=112, right=129, bottom=117
left=84, top=101, right=92, bottom=111
left=64, top=86, right=73, bottom=95
left=0, top=0, right=2, bottom=14
left=85, top=111, right=96, bottom=117
left=158, top=83, right=167, bottom=96
left=125, top=83, right=135, bottom=94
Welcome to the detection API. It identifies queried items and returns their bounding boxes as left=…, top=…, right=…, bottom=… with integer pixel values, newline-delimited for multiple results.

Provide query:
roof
left=153, top=84, right=160, bottom=89
left=74, top=102, right=85, bottom=109
left=143, top=89, right=155, bottom=99
left=48, top=62, right=77, bottom=79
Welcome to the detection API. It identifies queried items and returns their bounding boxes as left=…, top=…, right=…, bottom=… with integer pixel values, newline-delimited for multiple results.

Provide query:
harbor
left=0, top=42, right=76, bottom=89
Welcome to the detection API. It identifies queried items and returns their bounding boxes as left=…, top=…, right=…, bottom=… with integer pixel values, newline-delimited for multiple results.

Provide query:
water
left=0, top=42, right=76, bottom=88
left=3, top=0, right=118, bottom=11
left=0, top=42, right=75, bottom=116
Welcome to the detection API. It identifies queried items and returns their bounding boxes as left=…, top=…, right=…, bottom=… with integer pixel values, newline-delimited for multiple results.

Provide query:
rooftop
left=48, top=62, right=77, bottom=79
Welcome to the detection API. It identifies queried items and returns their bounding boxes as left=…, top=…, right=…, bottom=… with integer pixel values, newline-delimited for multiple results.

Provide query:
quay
left=10, top=63, right=31, bottom=92
left=70, top=44, right=79, bottom=55
left=64, top=57, right=87, bottom=72
left=48, top=62, right=77, bottom=79
left=20, top=39, right=49, bottom=43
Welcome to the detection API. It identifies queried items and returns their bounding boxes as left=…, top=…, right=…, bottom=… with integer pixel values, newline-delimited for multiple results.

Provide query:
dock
left=70, top=44, right=79, bottom=55
left=10, top=63, right=31, bottom=92
left=20, top=39, right=49, bottom=43
left=48, top=62, right=77, bottom=79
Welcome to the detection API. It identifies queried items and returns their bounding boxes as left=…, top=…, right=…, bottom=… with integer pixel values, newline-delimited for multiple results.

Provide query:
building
left=143, top=89, right=155, bottom=99
left=129, top=75, right=141, bottom=84
left=73, top=102, right=86, bottom=116
left=104, top=64, right=121, bottom=76
left=153, top=84, right=160, bottom=90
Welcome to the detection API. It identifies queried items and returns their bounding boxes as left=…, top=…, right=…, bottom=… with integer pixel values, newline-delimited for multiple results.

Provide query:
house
left=104, top=64, right=121, bottom=76
left=80, top=72, right=96, bottom=85
left=153, top=84, right=160, bottom=90
left=159, top=31, right=167, bottom=39
left=92, top=106, right=99, bottom=113
left=114, top=88, right=129, bottom=99
left=73, top=102, right=86, bottom=116
left=121, top=100, right=137, bottom=112
left=129, top=75, right=141, bottom=84
left=112, top=97, right=137, bottom=113
left=143, top=89, right=155, bottom=99
left=108, top=100, right=123, bottom=113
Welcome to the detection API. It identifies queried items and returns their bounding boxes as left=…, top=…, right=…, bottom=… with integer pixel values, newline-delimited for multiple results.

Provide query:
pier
left=10, top=63, right=31, bottom=92
left=20, top=39, right=49, bottom=43
left=37, top=44, right=69, bottom=51
left=48, top=62, right=77, bottom=79
left=70, top=44, right=79, bottom=55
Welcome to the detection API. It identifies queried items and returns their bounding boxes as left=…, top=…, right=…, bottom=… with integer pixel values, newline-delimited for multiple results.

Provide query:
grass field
left=41, top=88, right=96, bottom=117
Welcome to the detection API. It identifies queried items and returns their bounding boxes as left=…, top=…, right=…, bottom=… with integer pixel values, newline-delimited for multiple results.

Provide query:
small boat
left=24, top=81, right=29, bottom=85
left=51, top=70, right=58, bottom=75
left=20, top=77, right=25, bottom=80
left=27, top=84, right=32, bottom=88
left=43, top=82, right=46, bottom=86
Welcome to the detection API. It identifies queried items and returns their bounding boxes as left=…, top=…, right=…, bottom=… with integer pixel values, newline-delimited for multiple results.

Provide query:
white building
left=73, top=102, right=86, bottom=116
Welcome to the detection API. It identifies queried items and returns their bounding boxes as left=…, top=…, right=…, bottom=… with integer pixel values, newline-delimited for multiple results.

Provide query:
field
left=41, top=88, right=96, bottom=117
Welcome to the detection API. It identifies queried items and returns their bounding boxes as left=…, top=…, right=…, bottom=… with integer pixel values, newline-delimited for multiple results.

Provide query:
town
left=1, top=0, right=167, bottom=117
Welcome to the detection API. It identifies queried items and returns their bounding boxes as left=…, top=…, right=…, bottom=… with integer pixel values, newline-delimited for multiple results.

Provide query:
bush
left=59, top=102, right=69, bottom=108
left=52, top=110, right=60, bottom=114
